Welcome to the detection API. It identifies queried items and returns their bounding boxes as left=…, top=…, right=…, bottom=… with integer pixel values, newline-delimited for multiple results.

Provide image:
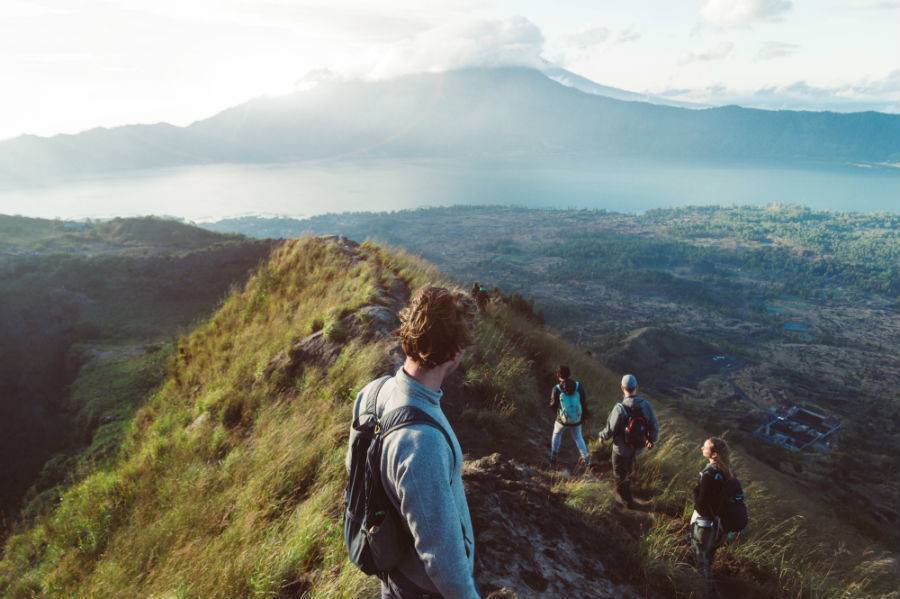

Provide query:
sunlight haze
left=3, top=0, right=899, bottom=141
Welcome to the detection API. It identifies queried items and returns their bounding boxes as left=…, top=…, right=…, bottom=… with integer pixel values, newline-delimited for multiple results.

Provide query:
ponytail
left=708, top=436, right=733, bottom=480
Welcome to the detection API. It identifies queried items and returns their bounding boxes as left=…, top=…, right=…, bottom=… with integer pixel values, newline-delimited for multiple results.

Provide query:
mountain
left=537, top=60, right=707, bottom=109
left=0, top=216, right=275, bottom=522
left=2, top=68, right=900, bottom=184
left=2, top=235, right=896, bottom=597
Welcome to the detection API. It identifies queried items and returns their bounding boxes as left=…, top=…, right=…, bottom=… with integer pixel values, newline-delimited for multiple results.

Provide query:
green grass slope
left=1, top=237, right=896, bottom=598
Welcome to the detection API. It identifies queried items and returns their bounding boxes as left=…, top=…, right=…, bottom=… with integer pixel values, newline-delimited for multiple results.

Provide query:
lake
left=0, top=157, right=898, bottom=221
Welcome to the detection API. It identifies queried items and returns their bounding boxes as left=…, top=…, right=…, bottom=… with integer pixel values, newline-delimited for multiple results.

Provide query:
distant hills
left=2, top=67, right=899, bottom=184
left=0, top=216, right=274, bottom=520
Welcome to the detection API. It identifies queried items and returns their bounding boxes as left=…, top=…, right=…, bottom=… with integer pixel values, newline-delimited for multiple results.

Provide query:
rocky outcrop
left=262, top=237, right=410, bottom=388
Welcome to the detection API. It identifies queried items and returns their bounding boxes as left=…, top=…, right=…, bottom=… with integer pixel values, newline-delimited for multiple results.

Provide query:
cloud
left=561, top=26, right=610, bottom=50
left=678, top=41, right=735, bottom=65
left=700, top=0, right=794, bottom=27
left=556, top=25, right=640, bottom=51
left=756, top=41, right=800, bottom=60
left=546, top=24, right=642, bottom=69
left=368, top=16, right=544, bottom=80
left=845, top=0, right=900, bottom=8
left=615, top=28, right=642, bottom=44
left=654, top=69, right=900, bottom=113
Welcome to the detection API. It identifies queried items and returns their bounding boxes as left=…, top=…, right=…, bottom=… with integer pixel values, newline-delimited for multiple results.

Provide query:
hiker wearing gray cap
left=598, top=374, right=660, bottom=508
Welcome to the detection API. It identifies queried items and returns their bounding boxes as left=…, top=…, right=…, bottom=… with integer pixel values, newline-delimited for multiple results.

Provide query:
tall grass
left=0, top=238, right=391, bottom=597
left=2, top=237, right=896, bottom=598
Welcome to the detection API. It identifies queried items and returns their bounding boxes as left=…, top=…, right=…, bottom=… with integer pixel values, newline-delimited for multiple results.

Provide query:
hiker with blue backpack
left=344, top=286, right=480, bottom=599
left=691, top=436, right=748, bottom=596
left=548, top=365, right=591, bottom=469
left=598, top=374, right=659, bottom=509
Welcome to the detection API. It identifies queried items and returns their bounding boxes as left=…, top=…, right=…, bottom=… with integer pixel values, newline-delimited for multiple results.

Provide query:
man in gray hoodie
left=598, top=374, right=660, bottom=509
left=347, top=286, right=480, bottom=599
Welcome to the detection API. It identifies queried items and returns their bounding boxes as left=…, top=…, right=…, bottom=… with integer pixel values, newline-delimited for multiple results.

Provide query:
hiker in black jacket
left=548, top=365, right=590, bottom=469
left=598, top=374, right=659, bottom=508
left=691, top=437, right=731, bottom=593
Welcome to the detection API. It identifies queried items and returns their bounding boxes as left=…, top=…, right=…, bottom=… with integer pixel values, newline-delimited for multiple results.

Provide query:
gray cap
left=621, top=374, right=638, bottom=391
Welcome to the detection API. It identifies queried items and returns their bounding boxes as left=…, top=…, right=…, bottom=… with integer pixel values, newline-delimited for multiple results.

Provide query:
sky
left=2, top=0, right=899, bottom=141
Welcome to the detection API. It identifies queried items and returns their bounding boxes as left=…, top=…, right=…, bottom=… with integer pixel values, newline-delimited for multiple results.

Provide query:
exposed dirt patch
left=465, top=454, right=643, bottom=599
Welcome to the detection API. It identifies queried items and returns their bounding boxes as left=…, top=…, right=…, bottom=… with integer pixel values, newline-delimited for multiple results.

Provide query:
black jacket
left=693, top=463, right=727, bottom=519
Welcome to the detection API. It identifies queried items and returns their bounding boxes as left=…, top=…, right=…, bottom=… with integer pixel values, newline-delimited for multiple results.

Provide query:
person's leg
left=571, top=425, right=590, bottom=462
left=708, top=525, right=725, bottom=569
left=691, top=522, right=710, bottom=575
left=691, top=522, right=720, bottom=596
left=611, top=451, right=634, bottom=504
left=550, top=421, right=564, bottom=465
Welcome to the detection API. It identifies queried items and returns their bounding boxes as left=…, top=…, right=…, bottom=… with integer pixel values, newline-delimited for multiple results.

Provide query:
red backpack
left=621, top=402, right=650, bottom=449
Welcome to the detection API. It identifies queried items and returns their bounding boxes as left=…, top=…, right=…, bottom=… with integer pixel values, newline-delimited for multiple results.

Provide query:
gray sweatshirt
left=347, top=368, right=479, bottom=599
left=598, top=394, right=660, bottom=457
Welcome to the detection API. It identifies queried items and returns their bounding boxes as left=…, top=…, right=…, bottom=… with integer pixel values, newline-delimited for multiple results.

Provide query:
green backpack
left=557, top=381, right=583, bottom=425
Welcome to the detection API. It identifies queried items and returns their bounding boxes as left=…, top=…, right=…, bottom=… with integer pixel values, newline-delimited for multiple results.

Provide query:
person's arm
left=549, top=385, right=560, bottom=410
left=384, top=428, right=480, bottom=599
left=598, top=404, right=620, bottom=441
left=695, top=470, right=723, bottom=519
left=644, top=399, right=660, bottom=445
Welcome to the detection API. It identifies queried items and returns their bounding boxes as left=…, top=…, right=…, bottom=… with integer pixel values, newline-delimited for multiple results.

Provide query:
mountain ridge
left=2, top=233, right=896, bottom=597
left=3, top=68, right=899, bottom=184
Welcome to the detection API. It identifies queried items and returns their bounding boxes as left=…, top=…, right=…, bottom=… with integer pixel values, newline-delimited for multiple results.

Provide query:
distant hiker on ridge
left=598, top=374, right=659, bottom=509
left=548, top=365, right=591, bottom=470
left=344, top=286, right=480, bottom=599
left=470, top=282, right=489, bottom=312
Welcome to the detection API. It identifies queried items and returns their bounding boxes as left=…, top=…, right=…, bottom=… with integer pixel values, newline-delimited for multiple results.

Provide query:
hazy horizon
left=2, top=1, right=898, bottom=141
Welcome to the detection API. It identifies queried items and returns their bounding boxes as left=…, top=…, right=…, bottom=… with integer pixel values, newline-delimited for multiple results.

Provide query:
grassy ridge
left=1, top=237, right=896, bottom=597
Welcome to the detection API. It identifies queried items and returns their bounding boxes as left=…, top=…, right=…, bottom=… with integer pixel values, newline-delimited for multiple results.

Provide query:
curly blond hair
left=399, top=286, right=476, bottom=368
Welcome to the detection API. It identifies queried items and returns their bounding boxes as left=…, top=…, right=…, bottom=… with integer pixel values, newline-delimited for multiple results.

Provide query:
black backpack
left=620, top=402, right=651, bottom=449
left=721, top=476, right=748, bottom=533
left=344, top=376, right=455, bottom=575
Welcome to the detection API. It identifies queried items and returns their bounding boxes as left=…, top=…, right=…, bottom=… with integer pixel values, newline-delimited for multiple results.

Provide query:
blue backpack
left=344, top=377, right=455, bottom=575
left=557, top=381, right=583, bottom=425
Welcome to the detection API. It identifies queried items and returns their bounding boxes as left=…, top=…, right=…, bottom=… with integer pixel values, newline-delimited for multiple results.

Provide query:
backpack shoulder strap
left=631, top=399, right=645, bottom=417
left=364, top=375, right=392, bottom=418
left=615, top=402, right=631, bottom=436
left=701, top=463, right=724, bottom=481
left=379, top=406, right=457, bottom=478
